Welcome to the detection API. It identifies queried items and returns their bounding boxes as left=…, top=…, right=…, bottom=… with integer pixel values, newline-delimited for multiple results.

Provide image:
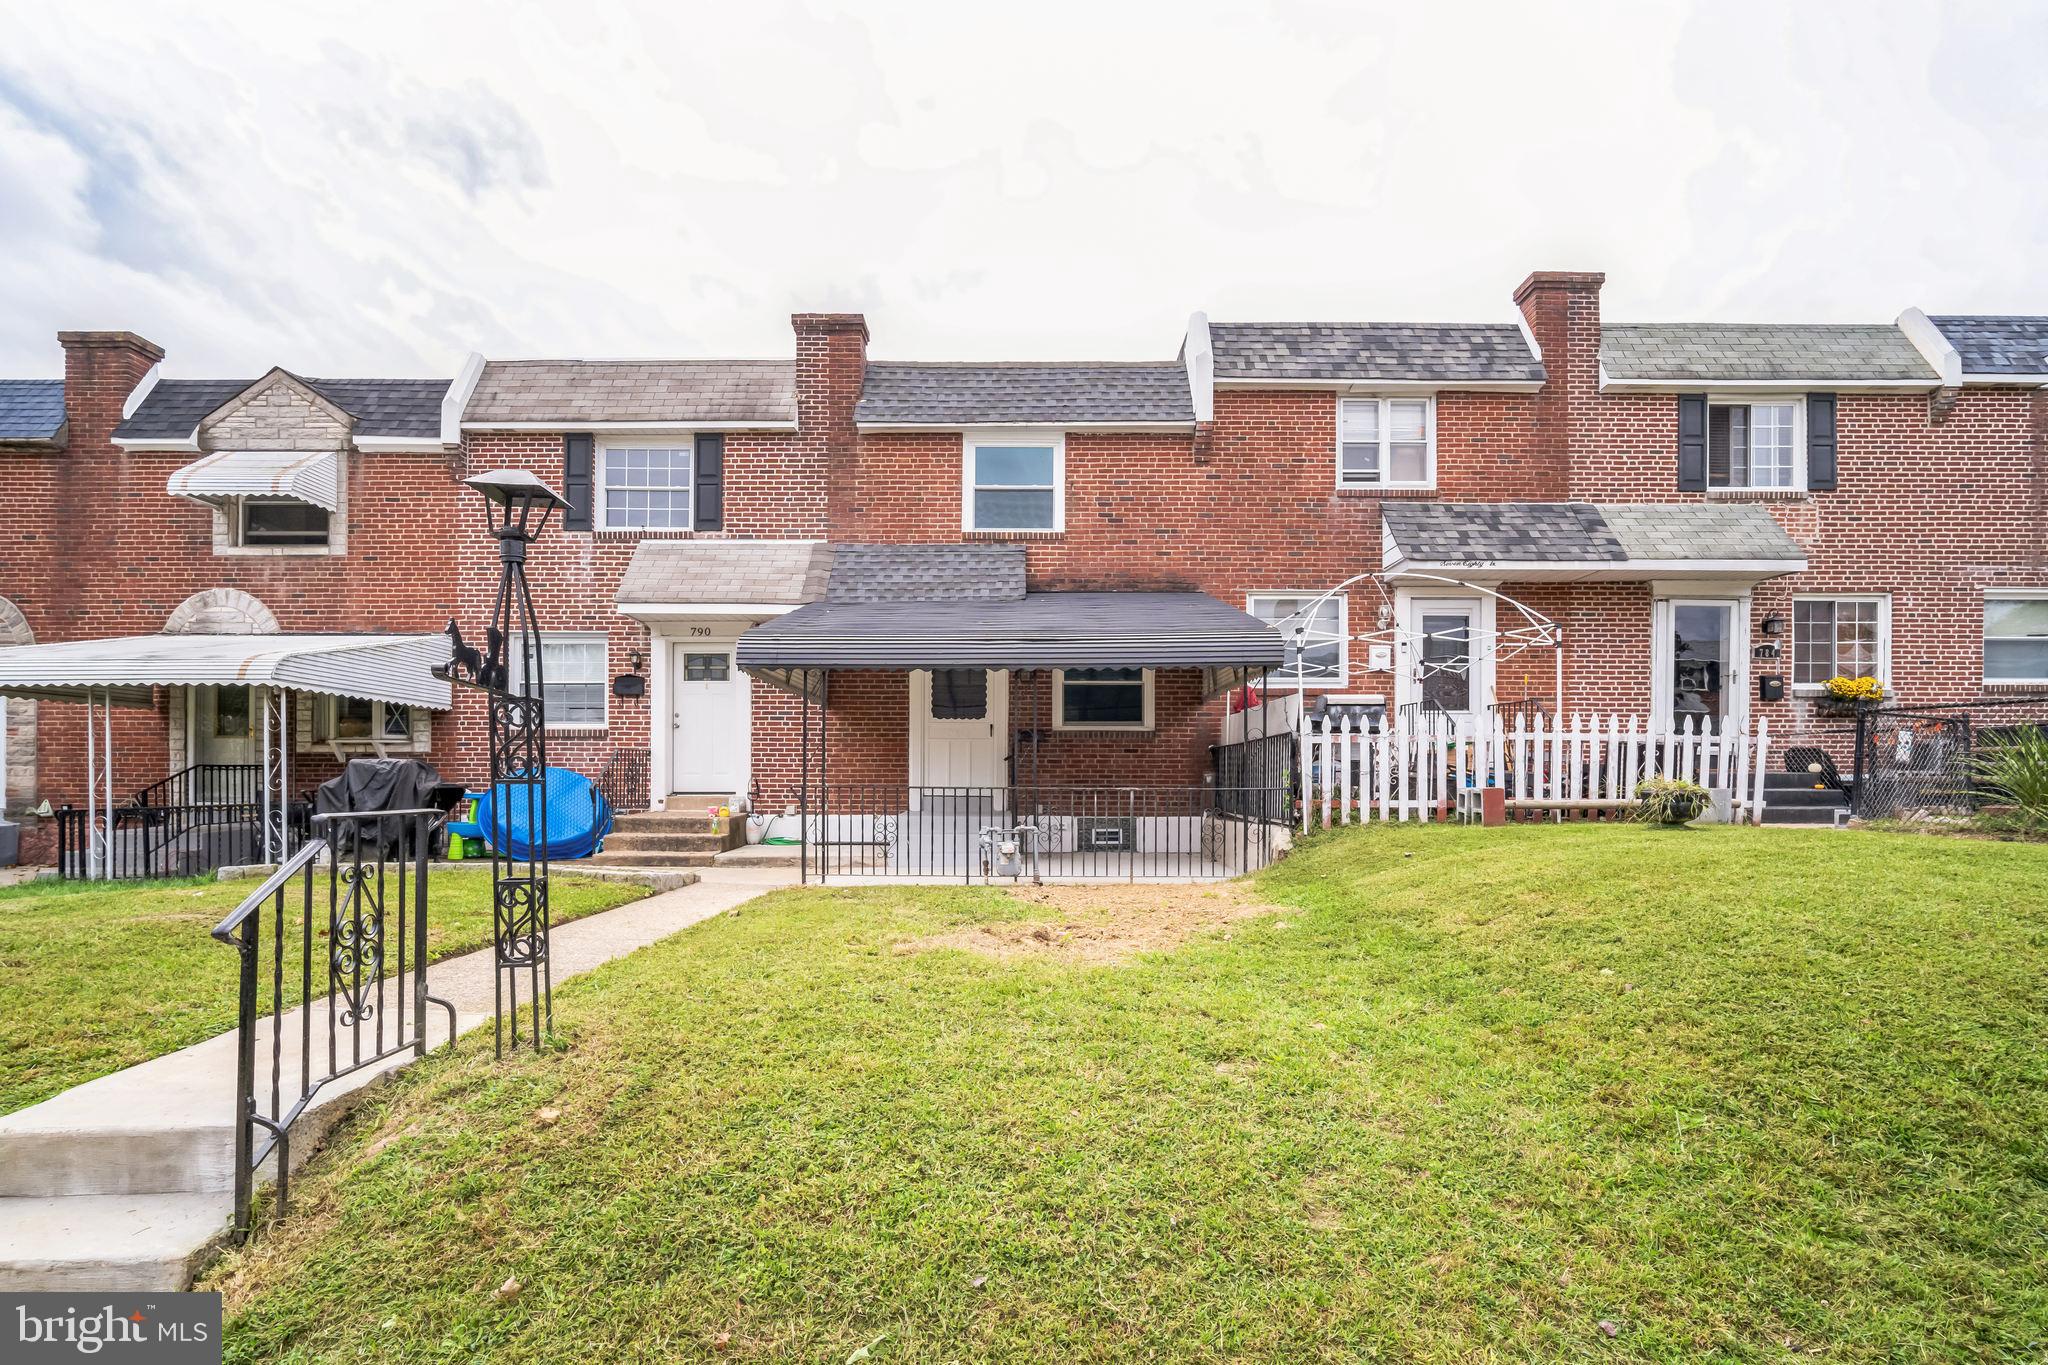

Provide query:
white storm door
left=191, top=687, right=259, bottom=803
left=670, top=644, right=744, bottom=795
left=911, top=669, right=1008, bottom=790
left=1653, top=597, right=1746, bottom=733
left=1397, top=597, right=1486, bottom=723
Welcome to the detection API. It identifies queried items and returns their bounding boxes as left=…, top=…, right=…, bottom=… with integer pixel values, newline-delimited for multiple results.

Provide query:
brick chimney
left=1512, top=272, right=1603, bottom=489
left=791, top=312, right=867, bottom=539
left=57, top=330, right=163, bottom=447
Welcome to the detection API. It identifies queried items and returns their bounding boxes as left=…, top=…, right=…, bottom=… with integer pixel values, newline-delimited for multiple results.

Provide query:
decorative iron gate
left=211, top=808, right=455, bottom=1239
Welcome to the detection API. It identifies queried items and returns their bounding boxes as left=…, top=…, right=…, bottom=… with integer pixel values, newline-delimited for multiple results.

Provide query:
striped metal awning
left=0, top=633, right=452, bottom=708
left=165, top=449, right=342, bottom=511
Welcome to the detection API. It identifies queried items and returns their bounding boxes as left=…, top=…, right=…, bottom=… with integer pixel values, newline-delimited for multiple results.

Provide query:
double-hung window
left=1791, top=596, right=1888, bottom=688
left=1247, top=593, right=1347, bottom=685
left=511, top=633, right=609, bottom=728
left=1054, top=668, right=1152, bottom=730
left=1708, top=400, right=1800, bottom=490
left=599, top=445, right=693, bottom=530
left=1337, top=397, right=1433, bottom=488
left=964, top=432, right=1063, bottom=532
left=1984, top=593, right=2048, bottom=685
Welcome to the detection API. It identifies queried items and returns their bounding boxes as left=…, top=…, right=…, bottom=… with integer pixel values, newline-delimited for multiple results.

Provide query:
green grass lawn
left=0, top=870, right=650, bottom=1115
left=210, top=825, right=2048, bottom=1362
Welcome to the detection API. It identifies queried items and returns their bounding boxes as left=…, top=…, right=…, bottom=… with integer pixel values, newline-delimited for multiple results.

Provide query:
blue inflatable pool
left=461, top=767, right=613, bottom=861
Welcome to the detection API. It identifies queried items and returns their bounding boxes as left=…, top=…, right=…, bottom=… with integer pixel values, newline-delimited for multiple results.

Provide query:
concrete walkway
left=0, top=865, right=797, bottom=1291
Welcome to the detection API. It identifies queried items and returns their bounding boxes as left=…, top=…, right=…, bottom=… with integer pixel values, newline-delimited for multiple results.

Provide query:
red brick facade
left=2, top=273, right=2044, bottom=856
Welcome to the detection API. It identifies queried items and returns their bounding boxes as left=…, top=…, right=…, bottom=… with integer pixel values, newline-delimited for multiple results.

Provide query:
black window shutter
left=1677, top=394, right=1708, bottom=491
left=1806, top=393, right=1838, bottom=491
left=562, top=433, right=594, bottom=531
left=694, top=433, right=725, bottom=531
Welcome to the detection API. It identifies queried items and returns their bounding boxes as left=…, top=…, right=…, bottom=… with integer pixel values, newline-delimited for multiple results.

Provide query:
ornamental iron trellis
left=434, top=470, right=569, bottom=1055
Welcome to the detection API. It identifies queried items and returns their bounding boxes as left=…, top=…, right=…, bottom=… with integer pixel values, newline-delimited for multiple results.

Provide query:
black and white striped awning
left=737, top=591, right=1284, bottom=700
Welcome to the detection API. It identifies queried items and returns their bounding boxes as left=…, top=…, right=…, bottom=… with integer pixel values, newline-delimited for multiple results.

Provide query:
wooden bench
left=1503, top=797, right=1636, bottom=823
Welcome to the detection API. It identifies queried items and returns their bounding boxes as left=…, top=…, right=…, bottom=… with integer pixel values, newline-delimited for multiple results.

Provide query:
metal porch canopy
left=165, top=449, right=343, bottom=511
left=0, top=633, right=454, bottom=708
left=736, top=590, right=1286, bottom=700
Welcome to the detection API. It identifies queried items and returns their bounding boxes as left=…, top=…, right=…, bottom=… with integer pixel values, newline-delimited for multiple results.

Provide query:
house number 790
left=689, top=626, right=713, bottom=637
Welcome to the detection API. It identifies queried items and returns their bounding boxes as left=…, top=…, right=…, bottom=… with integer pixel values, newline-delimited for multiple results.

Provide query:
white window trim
left=307, top=696, right=424, bottom=751
left=596, top=440, right=695, bottom=533
left=1052, top=667, right=1154, bottom=731
left=1984, top=589, right=2048, bottom=686
left=961, top=430, right=1065, bottom=533
left=1247, top=592, right=1349, bottom=689
left=1707, top=396, right=1806, bottom=492
left=1335, top=396, right=1436, bottom=490
left=511, top=631, right=611, bottom=732
left=1789, top=593, right=1891, bottom=693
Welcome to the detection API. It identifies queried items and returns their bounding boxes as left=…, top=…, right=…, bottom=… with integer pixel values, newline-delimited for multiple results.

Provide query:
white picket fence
left=1297, top=712, right=1772, bottom=827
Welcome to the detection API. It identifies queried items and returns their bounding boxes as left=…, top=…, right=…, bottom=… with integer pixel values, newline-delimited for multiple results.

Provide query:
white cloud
left=0, top=0, right=2041, bottom=377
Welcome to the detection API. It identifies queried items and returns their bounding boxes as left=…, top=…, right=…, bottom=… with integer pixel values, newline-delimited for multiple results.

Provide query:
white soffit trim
left=1184, top=311, right=1215, bottom=423
left=1600, top=376, right=1939, bottom=394
left=115, top=432, right=201, bottom=452
left=1386, top=556, right=1808, bottom=583
left=166, top=449, right=342, bottom=511
left=442, top=351, right=485, bottom=444
left=618, top=602, right=801, bottom=623
left=857, top=420, right=1194, bottom=433
left=1895, top=307, right=1962, bottom=387
left=1960, top=374, right=2048, bottom=387
left=1211, top=377, right=1545, bottom=394
left=462, top=419, right=798, bottom=432
left=353, top=437, right=446, bottom=453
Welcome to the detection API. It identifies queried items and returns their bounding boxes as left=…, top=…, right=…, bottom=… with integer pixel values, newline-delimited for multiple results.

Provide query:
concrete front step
left=0, top=1193, right=232, bottom=1293
left=602, top=830, right=729, bottom=854
left=583, top=850, right=722, bottom=868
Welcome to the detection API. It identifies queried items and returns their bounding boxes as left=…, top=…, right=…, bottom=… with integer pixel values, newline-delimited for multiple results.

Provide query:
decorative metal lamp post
left=434, top=469, right=569, bottom=1055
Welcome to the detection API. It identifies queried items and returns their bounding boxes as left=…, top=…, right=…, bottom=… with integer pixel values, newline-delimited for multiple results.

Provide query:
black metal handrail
left=55, top=798, right=312, bottom=881
left=595, top=749, right=649, bottom=814
left=212, top=807, right=455, bottom=1240
left=132, top=763, right=263, bottom=810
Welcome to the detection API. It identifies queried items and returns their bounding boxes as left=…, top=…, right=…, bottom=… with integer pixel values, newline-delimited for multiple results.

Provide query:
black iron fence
left=1853, top=697, right=2048, bottom=819
left=55, top=793, right=312, bottom=880
left=803, top=784, right=1286, bottom=882
left=211, top=808, right=456, bottom=1240
left=1211, top=731, right=1295, bottom=822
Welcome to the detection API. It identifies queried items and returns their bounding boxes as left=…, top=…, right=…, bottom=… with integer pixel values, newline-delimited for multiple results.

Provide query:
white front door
left=671, top=643, right=745, bottom=795
left=911, top=669, right=1008, bottom=791
left=1653, top=596, right=1748, bottom=732
left=1397, top=596, right=1488, bottom=724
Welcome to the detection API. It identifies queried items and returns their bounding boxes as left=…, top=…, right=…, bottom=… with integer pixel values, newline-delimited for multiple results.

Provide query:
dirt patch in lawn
left=898, top=882, right=1285, bottom=966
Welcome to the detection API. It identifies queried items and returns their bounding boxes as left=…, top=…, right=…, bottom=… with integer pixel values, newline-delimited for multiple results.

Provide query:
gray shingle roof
left=737, top=591, right=1285, bottom=673
left=1383, top=502, right=1803, bottom=565
left=1928, top=316, right=2048, bottom=377
left=855, top=363, right=1194, bottom=425
left=1595, top=504, right=1804, bottom=562
left=826, top=544, right=1026, bottom=603
left=463, top=360, right=798, bottom=426
left=1208, top=323, right=1544, bottom=384
left=1601, top=324, right=1937, bottom=383
left=0, top=380, right=65, bottom=442
left=114, top=377, right=451, bottom=441
left=615, top=541, right=834, bottom=607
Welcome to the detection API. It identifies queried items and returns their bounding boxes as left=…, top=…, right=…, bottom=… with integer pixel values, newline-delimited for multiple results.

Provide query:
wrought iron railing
left=1487, top=696, right=1552, bottom=729
left=595, top=748, right=649, bottom=814
left=211, top=807, right=455, bottom=1240
left=1211, top=732, right=1296, bottom=823
left=132, top=763, right=263, bottom=810
left=55, top=797, right=312, bottom=880
left=803, top=784, right=1287, bottom=883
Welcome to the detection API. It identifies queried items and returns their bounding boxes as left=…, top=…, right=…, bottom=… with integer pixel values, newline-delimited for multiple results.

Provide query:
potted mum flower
left=1816, top=674, right=1884, bottom=717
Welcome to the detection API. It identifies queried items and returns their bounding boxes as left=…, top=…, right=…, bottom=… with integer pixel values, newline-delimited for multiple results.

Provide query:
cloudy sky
left=1, top=1, right=2042, bottom=377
